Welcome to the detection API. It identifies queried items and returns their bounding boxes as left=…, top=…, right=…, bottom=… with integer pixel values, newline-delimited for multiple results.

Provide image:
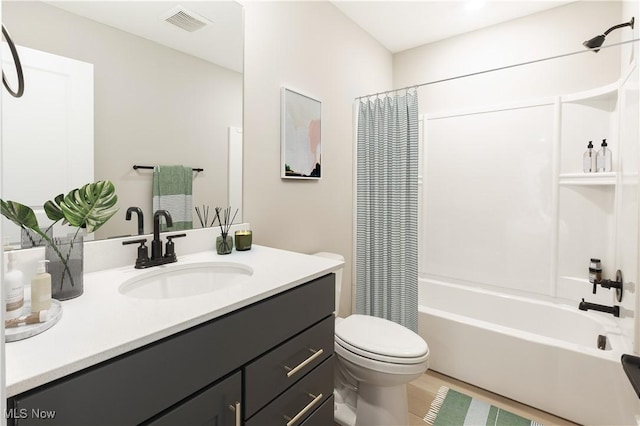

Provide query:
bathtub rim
left=417, top=277, right=630, bottom=357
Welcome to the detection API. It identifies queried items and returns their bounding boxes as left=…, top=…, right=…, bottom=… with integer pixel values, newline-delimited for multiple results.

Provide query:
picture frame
left=281, top=87, right=322, bottom=179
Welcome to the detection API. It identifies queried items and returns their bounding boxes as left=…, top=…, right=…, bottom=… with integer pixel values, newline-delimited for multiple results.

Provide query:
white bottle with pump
left=596, top=139, right=612, bottom=172
left=31, top=260, right=51, bottom=312
left=583, top=141, right=595, bottom=173
left=5, top=252, right=25, bottom=320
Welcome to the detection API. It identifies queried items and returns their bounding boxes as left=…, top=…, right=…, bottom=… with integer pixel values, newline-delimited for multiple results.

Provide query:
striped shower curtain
left=355, top=89, right=419, bottom=332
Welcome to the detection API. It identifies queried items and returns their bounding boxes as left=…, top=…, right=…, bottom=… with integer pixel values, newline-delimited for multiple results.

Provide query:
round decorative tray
left=5, top=300, right=63, bottom=342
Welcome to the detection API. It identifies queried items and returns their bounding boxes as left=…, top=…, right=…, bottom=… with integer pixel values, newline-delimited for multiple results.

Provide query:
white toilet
left=313, top=252, right=430, bottom=426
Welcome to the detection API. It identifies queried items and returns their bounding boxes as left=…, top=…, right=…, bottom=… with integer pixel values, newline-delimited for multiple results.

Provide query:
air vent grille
left=163, top=6, right=212, bottom=33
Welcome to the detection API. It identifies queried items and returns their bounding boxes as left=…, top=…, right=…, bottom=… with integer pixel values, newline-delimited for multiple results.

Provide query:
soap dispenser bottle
left=583, top=141, right=595, bottom=173
left=596, top=139, right=612, bottom=172
left=4, top=252, right=24, bottom=320
left=31, top=260, right=51, bottom=312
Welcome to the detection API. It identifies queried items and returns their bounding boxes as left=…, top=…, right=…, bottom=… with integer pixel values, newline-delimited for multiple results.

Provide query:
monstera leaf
left=2, top=181, right=118, bottom=290
left=0, top=200, right=43, bottom=234
left=44, top=180, right=118, bottom=233
left=43, top=194, right=65, bottom=224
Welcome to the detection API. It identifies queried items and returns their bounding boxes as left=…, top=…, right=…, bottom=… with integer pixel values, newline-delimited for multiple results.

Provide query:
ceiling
left=42, top=0, right=574, bottom=69
left=44, top=1, right=244, bottom=72
left=331, top=0, right=574, bottom=53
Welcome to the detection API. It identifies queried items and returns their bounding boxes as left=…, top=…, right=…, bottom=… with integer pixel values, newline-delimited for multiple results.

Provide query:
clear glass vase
left=46, top=233, right=84, bottom=300
left=216, top=235, right=233, bottom=255
left=21, top=228, right=52, bottom=249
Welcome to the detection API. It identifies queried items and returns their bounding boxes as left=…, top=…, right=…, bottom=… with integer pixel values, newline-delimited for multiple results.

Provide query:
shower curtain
left=355, top=89, right=419, bottom=332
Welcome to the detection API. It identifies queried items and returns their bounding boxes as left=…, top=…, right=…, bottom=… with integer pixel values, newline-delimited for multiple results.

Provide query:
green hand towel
left=152, top=165, right=193, bottom=231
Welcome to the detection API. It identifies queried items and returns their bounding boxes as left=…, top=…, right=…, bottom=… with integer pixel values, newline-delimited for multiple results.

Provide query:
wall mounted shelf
left=560, top=82, right=618, bottom=104
left=558, top=172, right=617, bottom=186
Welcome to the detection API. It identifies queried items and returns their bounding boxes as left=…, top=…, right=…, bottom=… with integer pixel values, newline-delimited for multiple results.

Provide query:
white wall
left=243, top=1, right=393, bottom=316
left=394, top=1, right=624, bottom=113
left=2, top=1, right=242, bottom=240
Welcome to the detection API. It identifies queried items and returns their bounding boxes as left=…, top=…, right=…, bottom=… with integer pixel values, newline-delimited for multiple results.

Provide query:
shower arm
left=604, top=17, right=635, bottom=36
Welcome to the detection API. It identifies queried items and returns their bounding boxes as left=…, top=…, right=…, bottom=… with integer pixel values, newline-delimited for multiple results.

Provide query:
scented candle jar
left=235, top=230, right=252, bottom=251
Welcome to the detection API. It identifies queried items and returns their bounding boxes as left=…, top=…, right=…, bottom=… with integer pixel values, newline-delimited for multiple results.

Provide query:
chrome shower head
left=584, top=17, right=634, bottom=53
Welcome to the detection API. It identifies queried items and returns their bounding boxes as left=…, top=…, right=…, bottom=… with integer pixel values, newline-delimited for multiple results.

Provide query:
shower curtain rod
left=355, top=37, right=640, bottom=101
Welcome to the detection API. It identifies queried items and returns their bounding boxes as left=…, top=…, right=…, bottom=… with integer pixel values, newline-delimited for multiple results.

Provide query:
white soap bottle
left=596, top=139, right=612, bottom=172
left=31, top=260, right=51, bottom=312
left=5, top=252, right=24, bottom=320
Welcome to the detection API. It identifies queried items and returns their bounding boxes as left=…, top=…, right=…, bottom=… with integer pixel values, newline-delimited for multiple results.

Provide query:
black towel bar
left=133, top=165, right=203, bottom=172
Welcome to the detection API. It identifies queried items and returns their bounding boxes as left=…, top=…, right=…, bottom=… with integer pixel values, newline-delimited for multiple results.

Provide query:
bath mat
left=424, top=386, right=543, bottom=426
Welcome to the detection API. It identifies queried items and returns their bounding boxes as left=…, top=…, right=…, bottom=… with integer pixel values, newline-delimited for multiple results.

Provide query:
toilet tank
left=312, top=252, right=343, bottom=314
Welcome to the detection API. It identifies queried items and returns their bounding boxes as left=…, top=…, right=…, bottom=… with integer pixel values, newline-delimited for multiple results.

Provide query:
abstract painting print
left=281, top=87, right=321, bottom=179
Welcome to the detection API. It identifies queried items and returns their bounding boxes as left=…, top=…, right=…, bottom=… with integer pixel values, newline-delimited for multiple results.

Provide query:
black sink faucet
left=125, top=207, right=144, bottom=235
left=579, top=298, right=620, bottom=317
left=122, top=210, right=186, bottom=269
left=152, top=210, right=173, bottom=260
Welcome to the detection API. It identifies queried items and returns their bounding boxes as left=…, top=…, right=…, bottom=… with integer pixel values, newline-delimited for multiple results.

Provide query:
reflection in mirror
left=2, top=0, right=243, bottom=243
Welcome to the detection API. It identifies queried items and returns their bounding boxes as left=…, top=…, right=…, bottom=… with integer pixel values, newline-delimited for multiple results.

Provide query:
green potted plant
left=1, top=180, right=118, bottom=299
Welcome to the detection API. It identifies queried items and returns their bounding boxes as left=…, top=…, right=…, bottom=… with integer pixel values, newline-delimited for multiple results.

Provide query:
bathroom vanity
left=5, top=245, right=341, bottom=425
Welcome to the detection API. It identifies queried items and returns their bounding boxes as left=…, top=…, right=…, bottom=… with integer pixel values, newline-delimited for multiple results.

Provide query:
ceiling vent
left=162, top=6, right=213, bottom=33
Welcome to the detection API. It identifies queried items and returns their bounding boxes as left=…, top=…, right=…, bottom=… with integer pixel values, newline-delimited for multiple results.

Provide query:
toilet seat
left=335, top=315, right=429, bottom=364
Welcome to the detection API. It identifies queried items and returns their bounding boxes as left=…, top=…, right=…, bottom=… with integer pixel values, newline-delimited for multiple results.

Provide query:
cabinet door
left=144, top=372, right=241, bottom=426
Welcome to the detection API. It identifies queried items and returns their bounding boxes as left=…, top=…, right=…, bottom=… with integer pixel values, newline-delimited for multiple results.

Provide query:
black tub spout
left=579, top=298, right=620, bottom=317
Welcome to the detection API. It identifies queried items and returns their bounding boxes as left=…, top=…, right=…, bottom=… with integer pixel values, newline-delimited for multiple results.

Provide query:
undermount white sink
left=118, top=261, right=254, bottom=300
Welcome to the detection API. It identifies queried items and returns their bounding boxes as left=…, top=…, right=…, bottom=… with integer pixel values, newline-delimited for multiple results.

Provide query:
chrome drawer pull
left=283, top=392, right=323, bottom=426
left=228, top=401, right=241, bottom=426
left=284, top=348, right=324, bottom=378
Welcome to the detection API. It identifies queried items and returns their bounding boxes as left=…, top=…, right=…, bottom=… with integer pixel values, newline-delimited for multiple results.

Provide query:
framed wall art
left=281, top=87, right=321, bottom=179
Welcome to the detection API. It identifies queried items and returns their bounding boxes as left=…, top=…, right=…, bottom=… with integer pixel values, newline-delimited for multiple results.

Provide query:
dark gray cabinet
left=8, top=274, right=335, bottom=426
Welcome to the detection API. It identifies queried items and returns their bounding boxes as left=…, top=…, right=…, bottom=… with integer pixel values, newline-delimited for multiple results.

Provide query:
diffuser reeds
left=195, top=205, right=217, bottom=228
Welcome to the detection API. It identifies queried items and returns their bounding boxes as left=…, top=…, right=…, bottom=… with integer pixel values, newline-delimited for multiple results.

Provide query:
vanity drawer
left=144, top=371, right=241, bottom=426
left=299, top=395, right=335, bottom=426
left=244, top=315, right=334, bottom=418
left=245, top=356, right=334, bottom=426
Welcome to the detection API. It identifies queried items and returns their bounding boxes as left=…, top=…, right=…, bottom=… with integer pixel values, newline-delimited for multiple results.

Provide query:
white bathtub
left=417, top=278, right=639, bottom=425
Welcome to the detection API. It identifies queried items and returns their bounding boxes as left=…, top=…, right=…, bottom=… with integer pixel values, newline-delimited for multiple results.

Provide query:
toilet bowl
left=313, top=252, right=430, bottom=426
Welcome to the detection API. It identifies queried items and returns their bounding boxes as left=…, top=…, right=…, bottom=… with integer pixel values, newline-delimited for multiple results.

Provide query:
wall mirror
left=1, top=0, right=244, bottom=243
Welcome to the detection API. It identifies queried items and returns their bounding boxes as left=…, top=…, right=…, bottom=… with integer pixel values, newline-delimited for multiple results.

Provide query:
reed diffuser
left=215, top=206, right=238, bottom=255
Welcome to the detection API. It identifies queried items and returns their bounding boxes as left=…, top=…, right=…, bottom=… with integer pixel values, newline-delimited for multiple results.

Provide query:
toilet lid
left=335, top=315, right=428, bottom=361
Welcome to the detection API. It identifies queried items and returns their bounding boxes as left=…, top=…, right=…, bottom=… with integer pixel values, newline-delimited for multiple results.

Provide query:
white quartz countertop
left=5, top=245, right=343, bottom=397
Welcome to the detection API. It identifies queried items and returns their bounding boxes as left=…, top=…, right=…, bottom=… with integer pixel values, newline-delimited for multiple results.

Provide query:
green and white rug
left=424, top=386, right=543, bottom=426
